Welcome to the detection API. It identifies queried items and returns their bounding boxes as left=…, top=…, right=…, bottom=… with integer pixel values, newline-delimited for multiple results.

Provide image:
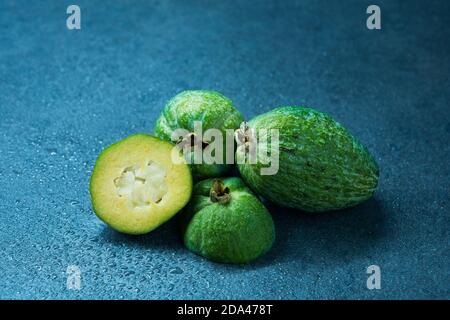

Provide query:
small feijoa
left=180, top=177, right=275, bottom=264
left=154, top=90, right=244, bottom=180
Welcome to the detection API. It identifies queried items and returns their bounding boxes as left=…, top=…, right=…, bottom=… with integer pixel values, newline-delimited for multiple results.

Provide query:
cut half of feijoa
left=90, top=134, right=193, bottom=235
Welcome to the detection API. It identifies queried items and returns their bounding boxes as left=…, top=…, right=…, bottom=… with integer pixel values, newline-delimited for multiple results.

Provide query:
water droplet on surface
left=169, top=267, right=183, bottom=275
left=46, top=148, right=58, bottom=155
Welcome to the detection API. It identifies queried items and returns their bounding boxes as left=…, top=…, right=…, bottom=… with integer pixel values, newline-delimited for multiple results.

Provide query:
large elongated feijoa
left=236, top=106, right=379, bottom=212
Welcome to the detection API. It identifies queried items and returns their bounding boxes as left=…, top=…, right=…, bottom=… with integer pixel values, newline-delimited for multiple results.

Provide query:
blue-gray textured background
left=0, top=0, right=449, bottom=299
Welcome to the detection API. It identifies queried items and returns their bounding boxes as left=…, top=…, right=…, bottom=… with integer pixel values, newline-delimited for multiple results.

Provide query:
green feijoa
left=180, top=177, right=275, bottom=264
left=236, top=106, right=379, bottom=212
left=154, top=90, right=244, bottom=180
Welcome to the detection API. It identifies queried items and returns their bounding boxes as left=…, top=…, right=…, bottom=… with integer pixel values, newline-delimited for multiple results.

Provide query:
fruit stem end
left=210, top=179, right=231, bottom=204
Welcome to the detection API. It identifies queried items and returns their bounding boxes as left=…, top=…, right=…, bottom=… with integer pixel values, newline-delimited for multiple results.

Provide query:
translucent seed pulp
left=113, top=161, right=168, bottom=208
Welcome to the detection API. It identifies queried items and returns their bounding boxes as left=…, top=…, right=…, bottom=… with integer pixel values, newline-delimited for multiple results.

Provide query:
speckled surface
left=0, top=0, right=449, bottom=299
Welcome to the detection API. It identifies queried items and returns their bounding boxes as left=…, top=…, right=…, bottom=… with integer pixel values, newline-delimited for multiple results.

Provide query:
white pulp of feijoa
left=114, top=161, right=168, bottom=207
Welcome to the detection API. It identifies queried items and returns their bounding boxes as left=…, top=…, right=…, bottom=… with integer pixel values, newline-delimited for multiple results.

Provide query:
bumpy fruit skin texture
left=90, top=134, right=193, bottom=235
left=154, top=90, right=244, bottom=180
left=237, top=106, right=379, bottom=212
left=181, top=177, right=275, bottom=264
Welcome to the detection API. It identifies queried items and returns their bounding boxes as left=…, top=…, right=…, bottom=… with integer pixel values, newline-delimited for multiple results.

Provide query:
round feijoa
left=154, top=90, right=244, bottom=180
left=90, top=134, right=193, bottom=235
left=237, top=106, right=379, bottom=212
left=180, top=177, right=275, bottom=264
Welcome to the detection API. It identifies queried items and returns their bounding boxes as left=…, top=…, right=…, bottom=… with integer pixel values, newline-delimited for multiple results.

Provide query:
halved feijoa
left=90, top=134, right=192, bottom=235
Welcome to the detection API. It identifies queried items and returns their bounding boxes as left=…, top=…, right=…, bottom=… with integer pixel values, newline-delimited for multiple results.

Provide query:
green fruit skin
left=154, top=90, right=244, bottom=180
left=180, top=177, right=275, bottom=264
left=237, top=106, right=379, bottom=212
